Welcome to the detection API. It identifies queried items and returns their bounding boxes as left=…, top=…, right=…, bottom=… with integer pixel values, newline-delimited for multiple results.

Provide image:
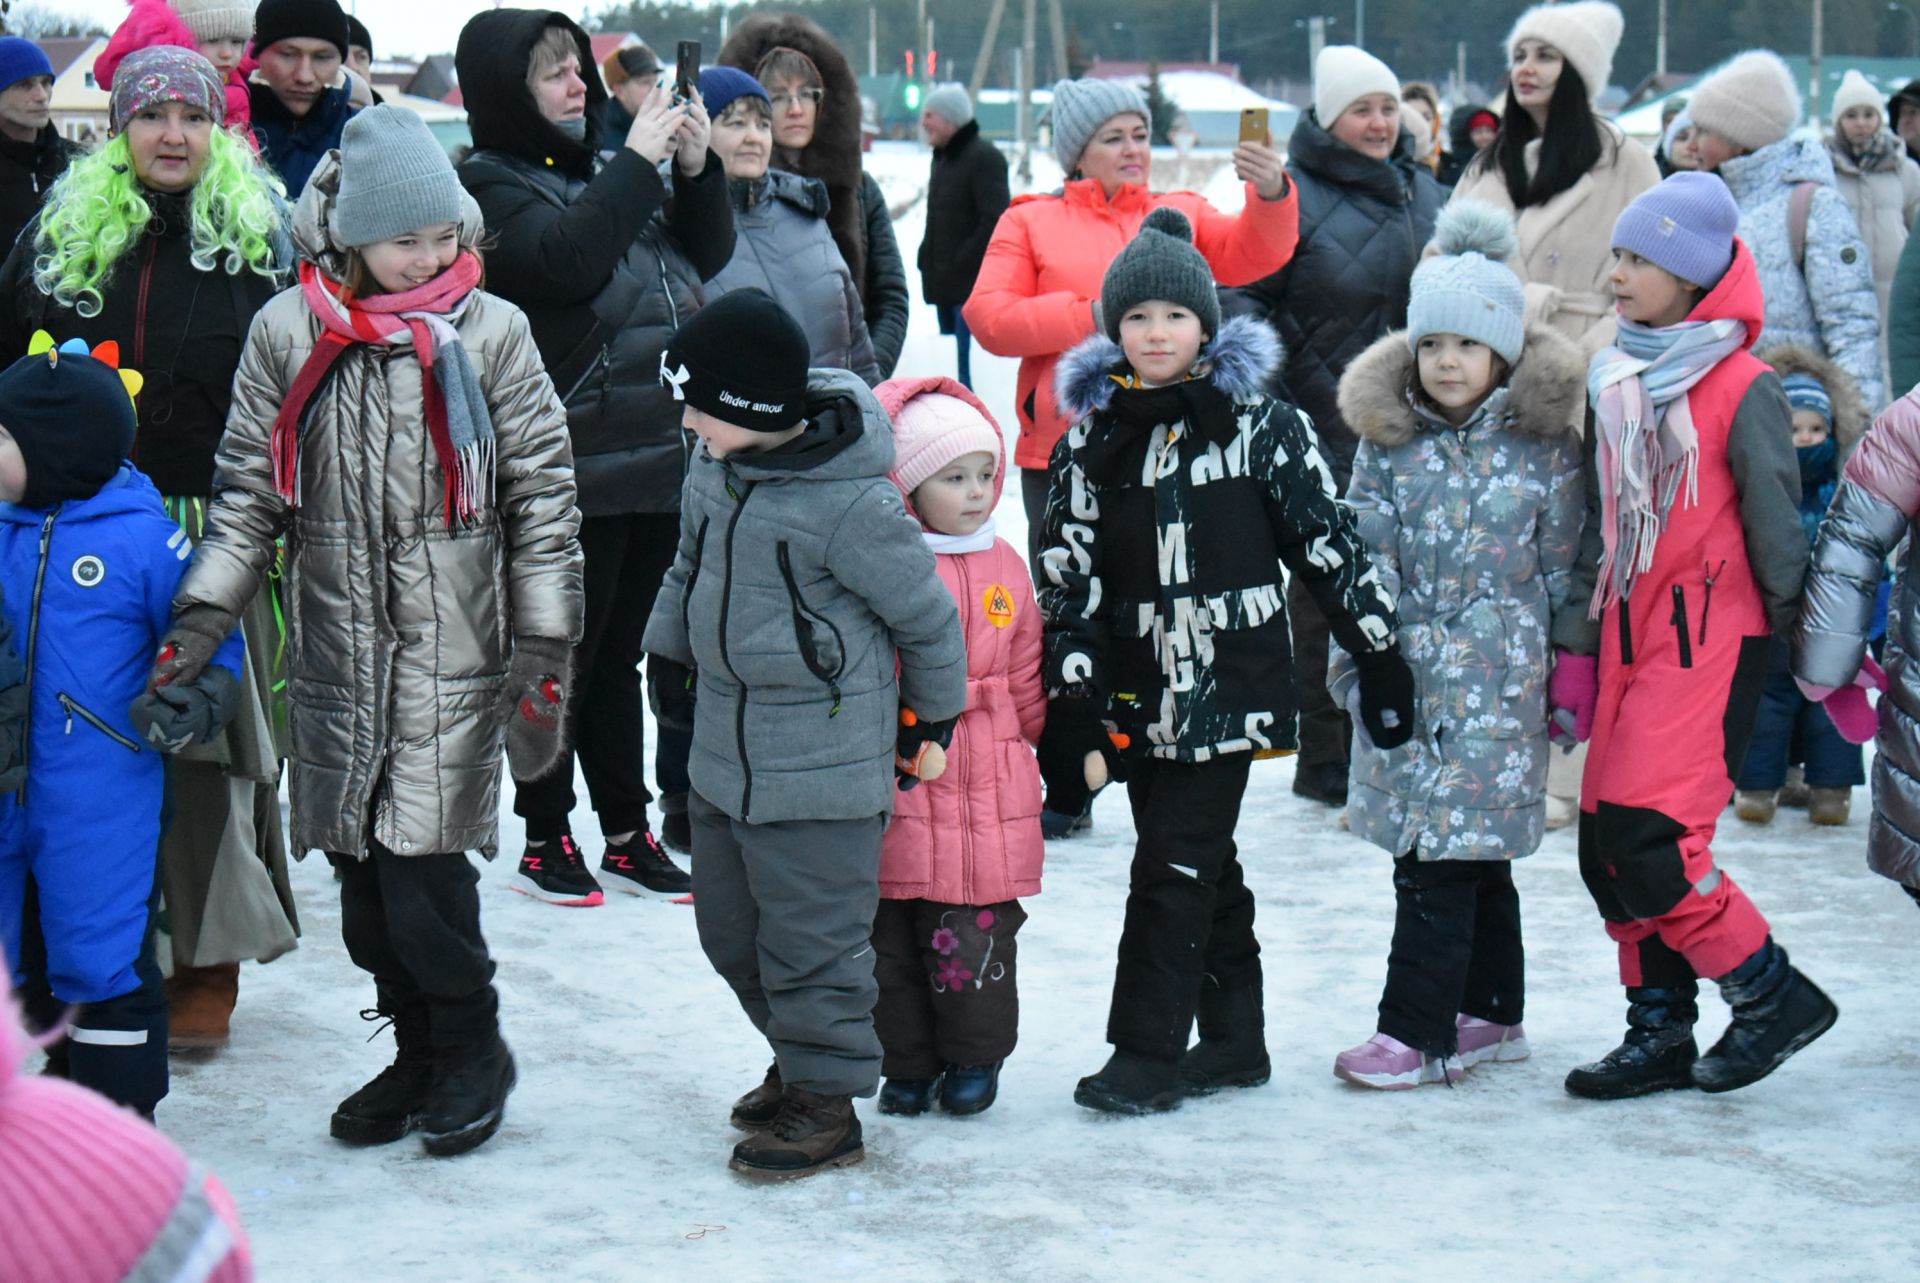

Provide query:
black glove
left=1352, top=645, right=1417, bottom=751
left=147, top=604, right=236, bottom=691
left=503, top=637, right=573, bottom=782
left=895, top=709, right=958, bottom=791
left=647, top=656, right=696, bottom=732
left=1037, top=697, right=1122, bottom=819
left=0, top=679, right=25, bottom=792
left=129, top=666, right=241, bottom=753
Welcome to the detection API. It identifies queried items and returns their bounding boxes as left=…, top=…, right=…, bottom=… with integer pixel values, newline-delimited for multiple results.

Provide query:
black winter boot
left=878, top=1073, right=943, bottom=1116
left=1179, top=980, right=1271, bottom=1095
left=1291, top=761, right=1349, bottom=807
left=729, top=1087, right=865, bottom=1179
left=420, top=1036, right=517, bottom=1156
left=730, top=1062, right=784, bottom=1130
left=1074, top=1049, right=1186, bottom=1114
left=938, top=1063, right=1001, bottom=1116
left=331, top=1002, right=434, bottom=1145
left=1564, top=985, right=1701, bottom=1100
left=1692, top=940, right=1837, bottom=1093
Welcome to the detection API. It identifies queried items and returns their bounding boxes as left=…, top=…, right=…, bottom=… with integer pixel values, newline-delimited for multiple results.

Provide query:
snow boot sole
left=1563, top=1045, right=1698, bottom=1100
left=330, top=1108, right=423, bottom=1146
left=420, top=1060, right=518, bottom=1157
left=728, top=1141, right=865, bottom=1181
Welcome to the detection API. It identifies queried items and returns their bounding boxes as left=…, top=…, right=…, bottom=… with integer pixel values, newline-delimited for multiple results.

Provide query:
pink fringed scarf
left=269, top=251, right=492, bottom=527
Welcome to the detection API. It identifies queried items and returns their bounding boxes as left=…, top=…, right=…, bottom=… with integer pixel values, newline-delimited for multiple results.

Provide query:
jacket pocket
left=57, top=692, right=141, bottom=753
left=776, top=541, right=847, bottom=712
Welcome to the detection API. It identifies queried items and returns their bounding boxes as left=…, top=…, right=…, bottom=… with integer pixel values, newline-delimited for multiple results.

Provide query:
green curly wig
left=33, top=130, right=287, bottom=317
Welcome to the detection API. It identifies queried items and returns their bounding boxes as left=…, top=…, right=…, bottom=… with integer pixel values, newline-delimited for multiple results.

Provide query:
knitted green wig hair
left=32, top=128, right=287, bottom=318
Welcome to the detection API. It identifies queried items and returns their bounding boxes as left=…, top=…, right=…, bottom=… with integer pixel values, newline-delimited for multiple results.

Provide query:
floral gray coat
left=1328, top=325, right=1587, bottom=860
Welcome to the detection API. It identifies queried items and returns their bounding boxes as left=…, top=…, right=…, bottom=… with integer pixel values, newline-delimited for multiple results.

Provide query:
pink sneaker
left=1333, top=1032, right=1464, bottom=1090
left=1455, top=1015, right=1530, bottom=1068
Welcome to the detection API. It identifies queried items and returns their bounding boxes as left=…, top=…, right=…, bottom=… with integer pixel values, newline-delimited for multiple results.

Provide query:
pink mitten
left=1803, top=655, right=1887, bottom=745
left=1548, top=650, right=1598, bottom=745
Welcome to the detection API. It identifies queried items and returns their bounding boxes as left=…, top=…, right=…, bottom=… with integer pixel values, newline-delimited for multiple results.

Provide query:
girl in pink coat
left=872, top=376, right=1046, bottom=1119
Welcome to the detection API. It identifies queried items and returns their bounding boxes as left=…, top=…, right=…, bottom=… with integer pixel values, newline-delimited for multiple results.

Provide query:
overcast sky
left=67, top=0, right=629, bottom=63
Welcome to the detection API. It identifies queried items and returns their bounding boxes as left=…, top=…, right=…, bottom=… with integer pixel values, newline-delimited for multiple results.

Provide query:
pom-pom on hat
left=1686, top=50, right=1801, bottom=154
left=877, top=377, right=1006, bottom=506
left=1611, top=170, right=1740, bottom=290
left=331, top=105, right=466, bottom=248
left=1313, top=45, right=1399, bottom=127
left=1831, top=68, right=1883, bottom=126
left=1505, top=1, right=1624, bottom=102
left=175, top=0, right=257, bottom=45
left=1099, top=207, right=1221, bottom=343
left=0, top=35, right=54, bottom=92
left=660, top=289, right=811, bottom=434
left=1406, top=201, right=1527, bottom=364
left=109, top=44, right=226, bottom=131
left=1049, top=77, right=1151, bottom=176
left=698, top=65, right=770, bottom=120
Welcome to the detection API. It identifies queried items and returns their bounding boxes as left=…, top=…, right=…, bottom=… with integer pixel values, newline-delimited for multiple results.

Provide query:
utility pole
left=1810, top=0, right=1824, bottom=126
left=1308, top=16, right=1326, bottom=69
left=1655, top=0, right=1667, bottom=78
left=970, top=0, right=1009, bottom=100
left=1455, top=41, right=1467, bottom=103
left=1019, top=0, right=1037, bottom=181
left=1048, top=0, right=1069, bottom=83
left=1355, top=0, right=1365, bottom=50
left=867, top=5, right=876, bottom=77
left=1210, top=1, right=1219, bottom=65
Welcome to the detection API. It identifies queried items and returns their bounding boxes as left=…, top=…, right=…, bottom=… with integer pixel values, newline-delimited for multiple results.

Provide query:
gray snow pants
left=689, top=792, right=886, bottom=1097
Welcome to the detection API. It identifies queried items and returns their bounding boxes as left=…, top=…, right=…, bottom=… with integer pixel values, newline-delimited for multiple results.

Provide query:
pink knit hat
left=0, top=970, right=254, bottom=1283
left=875, top=376, right=1007, bottom=513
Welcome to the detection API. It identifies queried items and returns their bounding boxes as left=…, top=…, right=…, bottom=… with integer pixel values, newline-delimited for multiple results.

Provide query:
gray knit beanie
left=1406, top=201, right=1526, bottom=364
left=1100, top=207, right=1220, bottom=342
left=923, top=82, right=972, bottom=127
left=332, top=105, right=465, bottom=249
left=1050, top=77, right=1151, bottom=175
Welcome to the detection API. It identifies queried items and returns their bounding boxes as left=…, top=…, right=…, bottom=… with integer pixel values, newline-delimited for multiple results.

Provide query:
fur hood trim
left=1337, top=324, right=1586, bottom=447
left=1757, top=341, right=1870, bottom=453
left=1055, top=314, right=1282, bottom=419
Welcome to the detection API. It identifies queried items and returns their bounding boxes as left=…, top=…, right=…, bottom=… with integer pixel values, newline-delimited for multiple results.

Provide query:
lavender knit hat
left=1610, top=172, right=1740, bottom=290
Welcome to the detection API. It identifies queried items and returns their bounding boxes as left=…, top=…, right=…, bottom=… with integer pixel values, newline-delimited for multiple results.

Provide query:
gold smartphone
left=1239, top=107, right=1269, bottom=144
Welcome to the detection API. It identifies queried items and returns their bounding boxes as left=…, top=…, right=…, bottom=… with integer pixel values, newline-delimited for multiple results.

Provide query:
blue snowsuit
left=0, top=463, right=241, bottom=1109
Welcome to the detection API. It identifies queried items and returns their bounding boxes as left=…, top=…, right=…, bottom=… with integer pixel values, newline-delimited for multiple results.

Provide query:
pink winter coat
left=876, top=375, right=1046, bottom=904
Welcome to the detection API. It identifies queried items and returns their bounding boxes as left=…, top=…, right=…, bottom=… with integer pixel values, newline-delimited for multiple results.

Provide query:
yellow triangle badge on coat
left=983, top=584, right=1016, bottom=629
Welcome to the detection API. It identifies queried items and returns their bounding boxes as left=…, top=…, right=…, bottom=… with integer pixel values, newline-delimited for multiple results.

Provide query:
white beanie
left=1314, top=45, right=1399, bottom=126
left=1831, top=68, right=1883, bottom=126
left=1688, top=50, right=1801, bottom=154
left=1505, top=1, right=1624, bottom=102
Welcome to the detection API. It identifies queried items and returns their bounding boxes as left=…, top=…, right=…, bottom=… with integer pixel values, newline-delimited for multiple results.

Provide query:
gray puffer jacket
left=710, top=172, right=882, bottom=385
left=642, top=369, right=966, bottom=824
left=1794, top=390, right=1920, bottom=887
left=1719, top=136, right=1886, bottom=409
left=175, top=155, right=585, bottom=860
left=1329, top=326, right=1587, bottom=860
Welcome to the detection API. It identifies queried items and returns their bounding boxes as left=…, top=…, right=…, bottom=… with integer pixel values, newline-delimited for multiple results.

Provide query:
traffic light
left=928, top=49, right=937, bottom=77
left=904, top=50, right=914, bottom=77
left=904, top=81, right=922, bottom=110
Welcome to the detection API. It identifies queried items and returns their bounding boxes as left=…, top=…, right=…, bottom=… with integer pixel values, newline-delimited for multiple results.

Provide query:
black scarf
left=1079, top=372, right=1239, bottom=486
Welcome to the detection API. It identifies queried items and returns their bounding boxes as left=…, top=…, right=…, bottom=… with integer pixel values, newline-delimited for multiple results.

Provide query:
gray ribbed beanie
left=923, top=82, right=973, bottom=127
left=332, top=105, right=465, bottom=249
left=1050, top=77, right=1151, bottom=175
left=1100, top=207, right=1220, bottom=341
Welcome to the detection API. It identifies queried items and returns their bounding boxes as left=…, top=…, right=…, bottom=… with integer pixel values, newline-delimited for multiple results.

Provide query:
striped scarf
left=269, top=251, right=493, bottom=527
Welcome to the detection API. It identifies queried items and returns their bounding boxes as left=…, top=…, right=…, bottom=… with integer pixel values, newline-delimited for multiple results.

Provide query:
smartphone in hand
left=675, top=41, right=700, bottom=102
left=1239, top=107, right=1270, bottom=145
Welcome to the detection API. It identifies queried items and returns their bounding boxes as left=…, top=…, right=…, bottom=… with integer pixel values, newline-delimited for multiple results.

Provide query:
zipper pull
left=1699, top=560, right=1725, bottom=644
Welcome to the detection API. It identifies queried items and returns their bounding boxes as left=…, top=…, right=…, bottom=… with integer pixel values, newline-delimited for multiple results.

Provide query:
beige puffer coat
left=1827, top=130, right=1920, bottom=383
left=176, top=155, right=584, bottom=860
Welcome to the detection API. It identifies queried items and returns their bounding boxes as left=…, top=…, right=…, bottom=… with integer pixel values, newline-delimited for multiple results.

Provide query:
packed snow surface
left=142, top=144, right=1917, bottom=1281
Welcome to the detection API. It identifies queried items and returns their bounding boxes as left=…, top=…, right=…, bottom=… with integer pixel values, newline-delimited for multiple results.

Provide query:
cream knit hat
left=1505, top=1, right=1624, bottom=102
left=1313, top=45, right=1399, bottom=126
left=1831, top=68, right=1883, bottom=126
left=1688, top=50, right=1801, bottom=153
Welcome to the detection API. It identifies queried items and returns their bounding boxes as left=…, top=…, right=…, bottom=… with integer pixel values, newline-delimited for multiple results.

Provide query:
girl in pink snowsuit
left=872, top=377, right=1045, bottom=1119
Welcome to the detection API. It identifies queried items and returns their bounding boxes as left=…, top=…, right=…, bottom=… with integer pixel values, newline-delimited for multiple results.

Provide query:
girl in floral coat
left=1329, top=203, right=1587, bottom=1088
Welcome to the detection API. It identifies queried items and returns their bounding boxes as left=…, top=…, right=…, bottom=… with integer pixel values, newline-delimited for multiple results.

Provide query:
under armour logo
left=660, top=353, right=691, bottom=401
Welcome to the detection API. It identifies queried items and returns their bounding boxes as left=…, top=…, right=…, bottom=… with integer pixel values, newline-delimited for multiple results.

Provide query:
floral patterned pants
left=872, top=898, right=1027, bottom=1079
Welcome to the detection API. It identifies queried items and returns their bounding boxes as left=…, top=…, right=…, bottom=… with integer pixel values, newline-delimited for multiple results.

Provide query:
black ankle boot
left=1179, top=980, right=1270, bottom=1095
left=878, top=1072, right=943, bottom=1116
left=331, top=1002, right=434, bottom=1145
left=420, top=1035, right=517, bottom=1157
left=1074, top=1049, right=1186, bottom=1114
left=1564, top=984, right=1700, bottom=1100
left=1691, top=940, right=1837, bottom=1093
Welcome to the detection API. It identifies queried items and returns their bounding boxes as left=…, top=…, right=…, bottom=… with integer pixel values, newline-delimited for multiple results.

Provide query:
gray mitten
left=148, top=604, right=236, bottom=690
left=504, top=636, right=574, bottom=782
left=129, top=666, right=241, bottom=753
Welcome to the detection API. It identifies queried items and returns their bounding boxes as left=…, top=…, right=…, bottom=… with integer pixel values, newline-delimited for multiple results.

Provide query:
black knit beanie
left=660, top=291, right=811, bottom=433
left=252, top=0, right=351, bottom=60
left=0, top=347, right=138, bottom=507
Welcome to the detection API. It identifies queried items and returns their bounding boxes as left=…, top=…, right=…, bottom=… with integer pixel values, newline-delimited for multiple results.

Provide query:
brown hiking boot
left=166, top=962, right=239, bottom=1050
left=728, top=1086, right=864, bottom=1180
left=729, top=1062, right=784, bottom=1131
left=1734, top=790, right=1778, bottom=824
left=1808, top=787, right=1852, bottom=826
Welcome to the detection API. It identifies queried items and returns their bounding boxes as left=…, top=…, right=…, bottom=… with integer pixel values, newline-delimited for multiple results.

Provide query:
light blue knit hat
left=1405, top=201, right=1526, bottom=364
left=1610, top=171, right=1738, bottom=290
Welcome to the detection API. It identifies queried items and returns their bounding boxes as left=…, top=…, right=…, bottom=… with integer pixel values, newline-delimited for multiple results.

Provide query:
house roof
left=35, top=37, right=97, bottom=78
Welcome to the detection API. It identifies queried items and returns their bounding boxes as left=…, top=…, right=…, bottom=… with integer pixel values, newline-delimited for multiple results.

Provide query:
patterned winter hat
left=109, top=44, right=225, bottom=130
left=1099, top=207, right=1221, bottom=343
left=1406, top=201, right=1526, bottom=364
left=1782, top=372, right=1834, bottom=426
left=0, top=335, right=140, bottom=507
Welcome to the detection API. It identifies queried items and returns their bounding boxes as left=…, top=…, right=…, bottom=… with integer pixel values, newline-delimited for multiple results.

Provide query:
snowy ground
left=133, top=144, right=1920, bottom=1280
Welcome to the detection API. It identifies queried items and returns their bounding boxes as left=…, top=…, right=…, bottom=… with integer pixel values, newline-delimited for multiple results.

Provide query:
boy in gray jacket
left=644, top=290, right=967, bottom=1180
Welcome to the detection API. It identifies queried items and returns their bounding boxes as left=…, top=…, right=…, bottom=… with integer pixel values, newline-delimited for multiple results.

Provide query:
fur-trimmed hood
left=719, top=13, right=868, bottom=296
left=1757, top=341, right=1871, bottom=455
left=1054, top=314, right=1282, bottom=419
left=1337, top=324, right=1586, bottom=447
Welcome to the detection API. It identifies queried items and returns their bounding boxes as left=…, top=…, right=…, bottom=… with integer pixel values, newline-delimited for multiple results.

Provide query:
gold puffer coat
left=176, top=154, right=583, bottom=860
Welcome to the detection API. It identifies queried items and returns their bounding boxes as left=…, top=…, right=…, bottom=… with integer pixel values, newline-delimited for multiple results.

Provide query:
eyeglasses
left=769, top=89, right=824, bottom=110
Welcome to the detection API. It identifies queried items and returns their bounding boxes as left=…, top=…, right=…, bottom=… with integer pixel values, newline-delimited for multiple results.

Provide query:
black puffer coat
left=1221, top=110, right=1443, bottom=482
left=0, top=123, right=75, bottom=255
left=919, top=120, right=1010, bottom=306
left=456, top=9, right=734, bottom=518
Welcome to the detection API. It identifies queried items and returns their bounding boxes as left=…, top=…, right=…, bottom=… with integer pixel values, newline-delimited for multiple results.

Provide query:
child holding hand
left=1329, top=202, right=1587, bottom=1089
